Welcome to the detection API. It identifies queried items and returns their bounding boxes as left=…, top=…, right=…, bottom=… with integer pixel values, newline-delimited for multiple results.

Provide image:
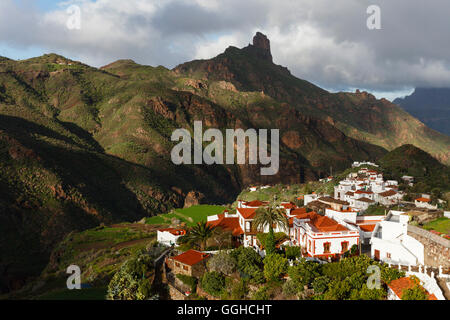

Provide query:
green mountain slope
left=174, top=33, right=450, bottom=165
left=379, top=144, right=450, bottom=192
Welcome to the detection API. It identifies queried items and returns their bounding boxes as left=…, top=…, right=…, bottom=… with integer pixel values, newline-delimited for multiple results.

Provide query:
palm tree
left=252, top=202, right=289, bottom=254
left=184, top=221, right=217, bottom=251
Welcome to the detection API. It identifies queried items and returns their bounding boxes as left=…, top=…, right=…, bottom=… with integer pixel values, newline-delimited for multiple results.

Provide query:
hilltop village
left=155, top=162, right=450, bottom=300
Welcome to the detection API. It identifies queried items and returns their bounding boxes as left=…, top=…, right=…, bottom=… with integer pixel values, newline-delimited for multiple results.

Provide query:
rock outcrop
left=252, top=32, right=272, bottom=61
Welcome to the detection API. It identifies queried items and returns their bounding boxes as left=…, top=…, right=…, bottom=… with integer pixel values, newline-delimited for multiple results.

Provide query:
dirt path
left=151, top=249, right=172, bottom=300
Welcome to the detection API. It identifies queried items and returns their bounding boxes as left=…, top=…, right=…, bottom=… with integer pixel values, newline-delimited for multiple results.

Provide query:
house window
left=386, top=252, right=391, bottom=259
left=341, top=241, right=349, bottom=252
left=323, top=242, right=331, bottom=253
left=183, top=265, right=188, bottom=271
left=175, top=262, right=180, bottom=268
left=308, top=240, right=311, bottom=251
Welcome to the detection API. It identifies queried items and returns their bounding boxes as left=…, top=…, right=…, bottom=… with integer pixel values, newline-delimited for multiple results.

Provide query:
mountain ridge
left=0, top=32, right=449, bottom=292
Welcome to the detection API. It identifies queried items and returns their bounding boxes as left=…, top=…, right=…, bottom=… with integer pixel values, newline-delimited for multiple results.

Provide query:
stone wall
left=407, top=225, right=450, bottom=268
left=168, top=283, right=186, bottom=300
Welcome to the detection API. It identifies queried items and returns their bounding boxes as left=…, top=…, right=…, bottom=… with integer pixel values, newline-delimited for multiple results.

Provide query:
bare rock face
left=184, top=191, right=206, bottom=208
left=252, top=32, right=272, bottom=62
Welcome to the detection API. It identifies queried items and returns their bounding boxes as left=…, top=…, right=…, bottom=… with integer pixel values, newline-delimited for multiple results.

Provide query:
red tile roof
left=207, top=214, right=244, bottom=236
left=355, top=190, right=373, bottom=194
left=415, top=197, right=431, bottom=203
left=388, top=277, right=437, bottom=300
left=237, top=207, right=258, bottom=219
left=378, top=190, right=397, bottom=197
left=171, top=249, right=209, bottom=266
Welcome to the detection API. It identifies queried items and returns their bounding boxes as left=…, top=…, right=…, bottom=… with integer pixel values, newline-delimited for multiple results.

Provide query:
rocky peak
left=252, top=32, right=272, bottom=62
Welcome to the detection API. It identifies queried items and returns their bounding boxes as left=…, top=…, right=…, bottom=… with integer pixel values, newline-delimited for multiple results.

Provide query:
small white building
left=370, top=211, right=424, bottom=265
left=376, top=189, right=401, bottom=206
left=415, top=195, right=437, bottom=210
left=157, top=228, right=186, bottom=247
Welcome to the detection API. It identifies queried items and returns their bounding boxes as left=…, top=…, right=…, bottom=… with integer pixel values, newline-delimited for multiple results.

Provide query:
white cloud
left=1, top=0, right=450, bottom=93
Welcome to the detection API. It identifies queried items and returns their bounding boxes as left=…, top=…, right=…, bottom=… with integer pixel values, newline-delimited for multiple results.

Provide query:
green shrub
left=402, top=285, right=428, bottom=300
left=251, top=285, right=270, bottom=300
left=207, top=251, right=236, bottom=275
left=176, top=274, right=197, bottom=292
left=106, top=253, right=154, bottom=300
left=230, top=247, right=264, bottom=283
left=312, top=276, right=331, bottom=295
left=282, top=280, right=299, bottom=298
left=230, top=279, right=248, bottom=300
left=263, top=254, right=288, bottom=282
left=201, top=271, right=225, bottom=297
left=288, top=259, right=322, bottom=287
left=284, top=246, right=301, bottom=260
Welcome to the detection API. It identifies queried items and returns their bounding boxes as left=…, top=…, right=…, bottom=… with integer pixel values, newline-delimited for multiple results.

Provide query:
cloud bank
left=1, top=0, right=450, bottom=94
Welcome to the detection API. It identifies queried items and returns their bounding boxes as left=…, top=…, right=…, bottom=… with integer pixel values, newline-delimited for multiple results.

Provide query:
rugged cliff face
left=0, top=33, right=448, bottom=290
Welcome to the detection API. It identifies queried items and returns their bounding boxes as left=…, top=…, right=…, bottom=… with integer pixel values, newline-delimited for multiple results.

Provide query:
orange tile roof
left=237, top=207, right=258, bottom=219
left=415, top=197, right=431, bottom=202
left=243, top=200, right=268, bottom=207
left=290, top=208, right=307, bottom=216
left=207, top=214, right=244, bottom=236
left=358, top=224, right=376, bottom=232
left=171, top=249, right=209, bottom=266
left=310, top=214, right=348, bottom=232
left=281, top=202, right=297, bottom=209
left=296, top=211, right=348, bottom=232
left=388, top=277, right=437, bottom=300
left=158, top=228, right=186, bottom=236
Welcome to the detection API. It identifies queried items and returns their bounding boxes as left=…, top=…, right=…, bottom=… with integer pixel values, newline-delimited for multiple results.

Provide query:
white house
left=293, top=211, right=359, bottom=259
left=157, top=228, right=186, bottom=247
left=370, top=211, right=424, bottom=265
left=352, top=161, right=379, bottom=168
left=304, top=193, right=322, bottom=206
left=376, top=189, right=401, bottom=206
left=415, top=195, right=437, bottom=210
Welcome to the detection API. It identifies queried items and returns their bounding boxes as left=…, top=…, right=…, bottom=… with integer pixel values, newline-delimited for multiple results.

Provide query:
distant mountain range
left=1, top=32, right=449, bottom=292
left=394, top=88, right=450, bottom=136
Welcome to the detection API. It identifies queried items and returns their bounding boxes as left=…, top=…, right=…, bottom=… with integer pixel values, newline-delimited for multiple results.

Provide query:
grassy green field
left=145, top=205, right=227, bottom=226
left=422, top=217, right=450, bottom=235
